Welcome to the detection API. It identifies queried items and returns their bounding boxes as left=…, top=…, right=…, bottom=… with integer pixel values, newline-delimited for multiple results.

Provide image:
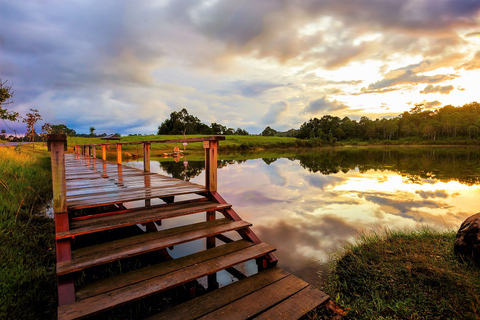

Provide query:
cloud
left=415, top=190, right=450, bottom=199
left=465, top=32, right=480, bottom=37
left=424, top=100, right=442, bottom=108
left=360, top=60, right=458, bottom=93
left=420, top=85, right=454, bottom=94
left=262, top=101, right=289, bottom=124
left=235, top=81, right=287, bottom=97
left=303, top=96, right=349, bottom=114
left=461, top=51, right=480, bottom=70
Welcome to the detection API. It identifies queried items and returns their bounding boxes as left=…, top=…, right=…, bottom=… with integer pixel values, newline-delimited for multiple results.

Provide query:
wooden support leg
left=206, top=210, right=219, bottom=290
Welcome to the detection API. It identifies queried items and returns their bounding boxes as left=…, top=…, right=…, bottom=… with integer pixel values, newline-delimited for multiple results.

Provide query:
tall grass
left=318, top=227, right=480, bottom=319
left=0, top=145, right=56, bottom=319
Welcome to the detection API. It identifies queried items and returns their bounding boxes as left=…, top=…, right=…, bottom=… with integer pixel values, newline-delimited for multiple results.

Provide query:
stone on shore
left=454, top=212, right=480, bottom=266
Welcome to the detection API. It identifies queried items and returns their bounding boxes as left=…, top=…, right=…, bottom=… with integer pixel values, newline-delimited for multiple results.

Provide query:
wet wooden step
left=56, top=200, right=231, bottom=239
left=147, top=266, right=329, bottom=320
left=57, top=218, right=251, bottom=276
left=58, top=241, right=275, bottom=320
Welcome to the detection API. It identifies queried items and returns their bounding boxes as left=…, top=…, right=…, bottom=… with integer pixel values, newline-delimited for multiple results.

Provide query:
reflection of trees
left=296, top=147, right=480, bottom=185
left=158, top=160, right=237, bottom=181
left=262, top=158, right=278, bottom=165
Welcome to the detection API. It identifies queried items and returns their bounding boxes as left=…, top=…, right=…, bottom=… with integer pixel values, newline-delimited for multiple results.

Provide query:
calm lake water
left=125, top=146, right=480, bottom=286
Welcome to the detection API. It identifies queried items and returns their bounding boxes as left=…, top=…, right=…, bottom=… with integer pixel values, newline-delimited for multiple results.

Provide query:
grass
left=317, top=228, right=480, bottom=319
left=0, top=144, right=56, bottom=319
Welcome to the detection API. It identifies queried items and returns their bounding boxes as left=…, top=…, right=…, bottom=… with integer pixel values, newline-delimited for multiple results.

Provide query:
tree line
left=157, top=108, right=249, bottom=135
left=292, top=102, right=480, bottom=144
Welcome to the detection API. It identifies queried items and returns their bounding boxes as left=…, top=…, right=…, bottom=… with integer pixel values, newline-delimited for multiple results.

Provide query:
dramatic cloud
left=303, top=97, right=349, bottom=114
left=360, top=60, right=458, bottom=94
left=420, top=85, right=454, bottom=94
left=0, top=0, right=479, bottom=134
left=415, top=190, right=450, bottom=199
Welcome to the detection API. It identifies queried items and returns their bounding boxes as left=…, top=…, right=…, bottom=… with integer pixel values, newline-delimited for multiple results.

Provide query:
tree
left=261, top=126, right=277, bottom=136
left=51, top=124, right=76, bottom=135
left=89, top=126, right=96, bottom=137
left=0, top=79, right=19, bottom=121
left=22, top=109, right=42, bottom=150
left=41, top=122, right=52, bottom=142
left=0, top=129, right=6, bottom=140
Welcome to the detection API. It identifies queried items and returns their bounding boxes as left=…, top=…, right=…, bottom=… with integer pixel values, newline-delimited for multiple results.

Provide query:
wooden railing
left=73, top=136, right=225, bottom=192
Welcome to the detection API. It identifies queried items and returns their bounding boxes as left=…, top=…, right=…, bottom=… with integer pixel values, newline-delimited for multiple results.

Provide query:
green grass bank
left=317, top=228, right=480, bottom=320
left=0, top=144, right=56, bottom=319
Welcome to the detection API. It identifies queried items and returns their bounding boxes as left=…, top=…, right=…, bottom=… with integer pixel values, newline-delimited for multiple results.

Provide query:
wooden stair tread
left=58, top=241, right=276, bottom=320
left=76, top=240, right=258, bottom=300
left=56, top=200, right=232, bottom=239
left=57, top=218, right=251, bottom=275
left=147, top=266, right=329, bottom=320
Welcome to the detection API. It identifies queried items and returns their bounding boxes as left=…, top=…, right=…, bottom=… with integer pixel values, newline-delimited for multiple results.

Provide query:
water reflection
left=125, top=146, right=480, bottom=286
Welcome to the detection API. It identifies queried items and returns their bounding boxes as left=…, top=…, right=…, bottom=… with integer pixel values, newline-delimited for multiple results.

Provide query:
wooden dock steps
left=147, top=266, right=329, bottom=320
left=58, top=241, right=276, bottom=320
left=57, top=218, right=251, bottom=276
left=56, top=199, right=232, bottom=239
left=48, top=136, right=328, bottom=319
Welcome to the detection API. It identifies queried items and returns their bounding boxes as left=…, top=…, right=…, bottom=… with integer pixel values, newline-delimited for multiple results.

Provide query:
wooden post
left=143, top=142, right=151, bottom=172
left=102, top=144, right=107, bottom=161
left=116, top=143, right=122, bottom=165
left=206, top=210, right=218, bottom=290
left=204, top=140, right=218, bottom=192
left=47, top=134, right=75, bottom=306
left=92, top=145, right=96, bottom=159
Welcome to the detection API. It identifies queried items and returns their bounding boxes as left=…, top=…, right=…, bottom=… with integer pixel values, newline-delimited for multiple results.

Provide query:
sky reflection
left=125, top=147, right=480, bottom=285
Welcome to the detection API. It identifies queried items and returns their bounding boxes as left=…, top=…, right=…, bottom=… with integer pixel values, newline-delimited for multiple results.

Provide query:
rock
left=454, top=212, right=480, bottom=265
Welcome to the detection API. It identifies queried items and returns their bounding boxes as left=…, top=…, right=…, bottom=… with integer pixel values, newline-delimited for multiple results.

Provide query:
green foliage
left=0, top=79, right=19, bottom=121
left=157, top=108, right=247, bottom=135
left=261, top=126, right=277, bottom=136
left=297, top=102, right=480, bottom=143
left=0, top=146, right=56, bottom=319
left=319, top=228, right=480, bottom=319
left=50, top=124, right=76, bottom=135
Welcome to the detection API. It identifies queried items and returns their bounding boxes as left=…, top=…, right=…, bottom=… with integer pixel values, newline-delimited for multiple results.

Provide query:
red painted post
left=47, top=134, right=75, bottom=306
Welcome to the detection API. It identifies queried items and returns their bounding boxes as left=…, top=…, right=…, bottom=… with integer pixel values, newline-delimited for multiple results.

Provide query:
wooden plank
left=253, top=285, right=329, bottom=320
left=76, top=240, right=256, bottom=300
left=56, top=219, right=252, bottom=275
left=56, top=201, right=232, bottom=239
left=147, top=267, right=290, bottom=320
left=200, top=275, right=309, bottom=320
left=66, top=185, right=206, bottom=210
left=58, top=242, right=274, bottom=320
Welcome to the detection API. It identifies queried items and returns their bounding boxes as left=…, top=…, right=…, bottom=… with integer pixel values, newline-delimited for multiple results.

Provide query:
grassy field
left=317, top=228, right=480, bottom=320
left=0, top=144, right=56, bottom=319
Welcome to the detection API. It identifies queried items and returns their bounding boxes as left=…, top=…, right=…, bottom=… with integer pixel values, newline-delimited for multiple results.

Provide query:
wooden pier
left=48, top=134, right=329, bottom=319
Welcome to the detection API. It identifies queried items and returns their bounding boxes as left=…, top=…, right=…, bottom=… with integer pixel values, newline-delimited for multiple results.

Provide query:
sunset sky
left=1, top=0, right=480, bottom=135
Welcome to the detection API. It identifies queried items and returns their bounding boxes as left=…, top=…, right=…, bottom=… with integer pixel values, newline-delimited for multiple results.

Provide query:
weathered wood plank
left=57, top=219, right=252, bottom=275
left=147, top=267, right=291, bottom=320
left=76, top=240, right=256, bottom=300
left=253, top=285, right=329, bottom=320
left=200, top=275, right=309, bottom=320
left=56, top=201, right=232, bottom=239
left=58, top=242, right=274, bottom=320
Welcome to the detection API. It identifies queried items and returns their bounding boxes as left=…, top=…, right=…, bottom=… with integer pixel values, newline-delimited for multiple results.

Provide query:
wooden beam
left=204, top=140, right=218, bottom=192
left=47, top=134, right=75, bottom=306
left=102, top=144, right=107, bottom=161
left=116, top=143, right=122, bottom=165
left=143, top=142, right=151, bottom=173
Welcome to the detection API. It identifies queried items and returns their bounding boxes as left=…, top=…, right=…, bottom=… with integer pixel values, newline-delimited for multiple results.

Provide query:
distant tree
left=0, top=79, right=19, bottom=121
left=51, top=124, right=76, bottom=135
left=41, top=122, right=52, bottom=142
left=23, top=109, right=42, bottom=150
left=0, top=129, right=6, bottom=140
left=235, top=128, right=249, bottom=135
left=262, top=126, right=277, bottom=136
left=89, top=126, right=96, bottom=137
